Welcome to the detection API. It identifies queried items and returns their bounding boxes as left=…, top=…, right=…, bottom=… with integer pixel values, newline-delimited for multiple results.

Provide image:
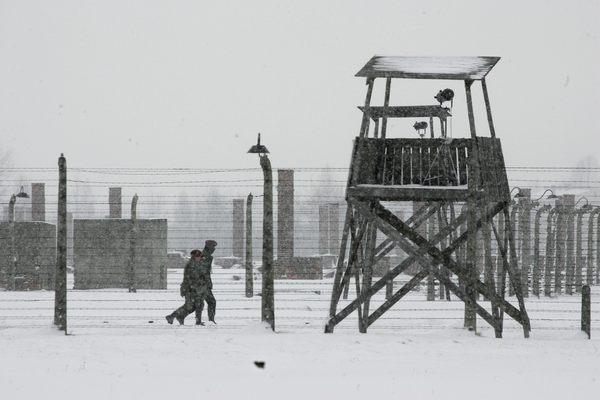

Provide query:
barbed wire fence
left=0, top=162, right=599, bottom=335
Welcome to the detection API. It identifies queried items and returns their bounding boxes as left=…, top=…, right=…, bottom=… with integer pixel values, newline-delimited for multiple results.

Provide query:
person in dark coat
left=165, top=249, right=210, bottom=325
left=198, top=240, right=217, bottom=324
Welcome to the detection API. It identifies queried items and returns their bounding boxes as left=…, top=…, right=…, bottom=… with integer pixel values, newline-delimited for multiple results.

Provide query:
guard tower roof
left=356, top=56, right=500, bottom=80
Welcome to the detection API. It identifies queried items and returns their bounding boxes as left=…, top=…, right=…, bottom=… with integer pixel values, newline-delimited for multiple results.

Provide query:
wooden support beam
left=328, top=207, right=353, bottom=317
left=325, top=201, right=465, bottom=332
left=429, top=116, right=434, bottom=138
left=490, top=216, right=508, bottom=329
left=427, top=212, right=436, bottom=301
left=359, top=78, right=375, bottom=138
left=503, top=206, right=532, bottom=336
left=464, top=80, right=478, bottom=139
left=407, top=202, right=441, bottom=230
left=335, top=217, right=368, bottom=308
left=430, top=265, right=502, bottom=335
left=348, top=186, right=470, bottom=202
left=365, top=200, right=527, bottom=329
left=437, top=204, right=452, bottom=300
left=481, top=78, right=496, bottom=138
left=326, top=198, right=520, bottom=333
left=464, top=79, right=480, bottom=331
left=378, top=226, right=502, bottom=334
left=373, top=202, right=441, bottom=258
left=353, top=246, right=364, bottom=330
left=381, top=78, right=391, bottom=139
left=360, top=222, right=377, bottom=332
left=375, top=238, right=394, bottom=256
left=367, top=270, right=429, bottom=326
left=374, top=242, right=396, bottom=264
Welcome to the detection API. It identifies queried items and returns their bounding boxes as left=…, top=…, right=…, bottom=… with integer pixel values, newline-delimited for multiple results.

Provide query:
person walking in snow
left=197, top=240, right=217, bottom=324
left=166, top=248, right=210, bottom=325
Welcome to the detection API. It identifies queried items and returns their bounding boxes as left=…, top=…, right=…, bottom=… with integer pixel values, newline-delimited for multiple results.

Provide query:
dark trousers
left=172, top=292, right=205, bottom=323
left=202, top=289, right=216, bottom=321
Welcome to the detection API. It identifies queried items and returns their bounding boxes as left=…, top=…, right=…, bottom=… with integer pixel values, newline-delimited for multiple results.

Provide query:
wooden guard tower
left=325, top=56, right=531, bottom=338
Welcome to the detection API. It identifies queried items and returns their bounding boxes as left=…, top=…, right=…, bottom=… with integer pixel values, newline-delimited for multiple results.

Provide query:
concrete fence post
left=54, top=154, right=68, bottom=333
left=245, top=193, right=253, bottom=298
left=128, top=194, right=138, bottom=293
left=581, top=285, right=591, bottom=339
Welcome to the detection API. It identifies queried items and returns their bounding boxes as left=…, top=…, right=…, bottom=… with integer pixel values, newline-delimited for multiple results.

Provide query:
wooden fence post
left=385, top=263, right=393, bottom=299
left=483, top=212, right=494, bottom=299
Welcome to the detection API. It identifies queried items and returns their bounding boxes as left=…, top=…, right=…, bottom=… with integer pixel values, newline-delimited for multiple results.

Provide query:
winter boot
left=165, top=314, right=175, bottom=325
left=195, top=318, right=205, bottom=326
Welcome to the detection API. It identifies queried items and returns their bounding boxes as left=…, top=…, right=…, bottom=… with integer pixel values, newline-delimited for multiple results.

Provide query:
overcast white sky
left=1, top=0, right=599, bottom=170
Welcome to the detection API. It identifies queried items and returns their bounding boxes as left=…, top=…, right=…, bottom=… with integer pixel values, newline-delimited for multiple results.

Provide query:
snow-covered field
left=1, top=267, right=599, bottom=399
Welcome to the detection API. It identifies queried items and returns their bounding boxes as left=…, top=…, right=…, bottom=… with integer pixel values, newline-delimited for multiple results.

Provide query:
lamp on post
left=573, top=197, right=592, bottom=293
left=7, top=186, right=29, bottom=291
left=575, top=196, right=590, bottom=209
left=535, top=189, right=559, bottom=201
left=248, top=133, right=275, bottom=331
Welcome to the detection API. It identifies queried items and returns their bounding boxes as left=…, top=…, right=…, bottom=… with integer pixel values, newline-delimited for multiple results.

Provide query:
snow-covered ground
left=1, top=267, right=599, bottom=399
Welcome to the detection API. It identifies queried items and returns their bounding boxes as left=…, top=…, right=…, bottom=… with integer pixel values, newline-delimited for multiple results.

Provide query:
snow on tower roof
left=355, top=56, right=500, bottom=80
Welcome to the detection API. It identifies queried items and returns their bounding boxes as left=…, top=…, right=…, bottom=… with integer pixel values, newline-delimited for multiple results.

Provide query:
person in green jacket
left=198, top=240, right=217, bottom=324
left=165, top=248, right=210, bottom=325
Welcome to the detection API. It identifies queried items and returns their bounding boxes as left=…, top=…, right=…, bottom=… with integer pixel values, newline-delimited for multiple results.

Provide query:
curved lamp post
left=574, top=198, right=592, bottom=293
left=586, top=206, right=600, bottom=287
left=532, top=188, right=558, bottom=297
left=248, top=133, right=274, bottom=331
left=532, top=203, right=552, bottom=297
left=535, top=189, right=559, bottom=201
left=507, top=188, right=526, bottom=297
left=543, top=206, right=559, bottom=297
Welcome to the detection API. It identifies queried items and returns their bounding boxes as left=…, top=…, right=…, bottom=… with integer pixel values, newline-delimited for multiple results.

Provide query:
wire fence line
left=1, top=164, right=600, bottom=334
